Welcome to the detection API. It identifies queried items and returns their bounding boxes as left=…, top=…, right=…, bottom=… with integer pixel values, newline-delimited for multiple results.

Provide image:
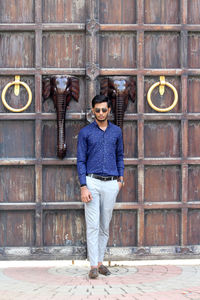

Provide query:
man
left=77, top=94, right=124, bottom=279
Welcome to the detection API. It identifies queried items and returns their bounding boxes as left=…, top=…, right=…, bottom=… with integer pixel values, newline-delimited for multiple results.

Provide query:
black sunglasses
left=94, top=108, right=108, bottom=113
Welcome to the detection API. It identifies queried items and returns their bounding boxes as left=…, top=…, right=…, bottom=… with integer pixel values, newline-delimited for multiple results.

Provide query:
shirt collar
left=93, top=119, right=110, bottom=129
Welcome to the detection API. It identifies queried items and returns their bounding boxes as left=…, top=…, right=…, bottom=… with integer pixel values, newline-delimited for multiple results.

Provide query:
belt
left=87, top=174, right=118, bottom=181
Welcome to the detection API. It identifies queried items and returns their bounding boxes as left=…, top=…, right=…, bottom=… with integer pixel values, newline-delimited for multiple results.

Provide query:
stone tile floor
left=0, top=260, right=200, bottom=299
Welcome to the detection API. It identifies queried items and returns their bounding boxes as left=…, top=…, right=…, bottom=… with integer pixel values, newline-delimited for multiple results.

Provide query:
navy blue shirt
left=77, top=120, right=124, bottom=185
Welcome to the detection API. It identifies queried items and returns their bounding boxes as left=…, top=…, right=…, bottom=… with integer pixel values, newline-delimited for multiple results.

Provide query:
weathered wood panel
left=116, top=166, right=137, bottom=203
left=43, top=210, right=86, bottom=246
left=188, top=33, right=200, bottom=68
left=188, top=77, right=200, bottom=113
left=99, top=0, right=136, bottom=24
left=188, top=166, right=200, bottom=202
left=42, top=166, right=81, bottom=202
left=0, top=167, right=35, bottom=203
left=144, top=166, right=181, bottom=202
left=0, top=33, right=35, bottom=68
left=0, top=211, right=35, bottom=246
left=42, top=121, right=85, bottom=158
left=108, top=211, right=137, bottom=247
left=144, top=77, right=181, bottom=113
left=123, top=122, right=137, bottom=158
left=144, top=210, right=180, bottom=246
left=144, top=121, right=181, bottom=157
left=0, top=0, right=34, bottom=23
left=42, top=32, right=85, bottom=68
left=144, top=33, right=180, bottom=68
left=0, top=76, right=35, bottom=113
left=42, top=0, right=85, bottom=23
left=188, top=210, right=200, bottom=245
left=188, top=1, right=200, bottom=24
left=99, top=33, right=136, bottom=68
left=0, top=121, right=35, bottom=158
left=144, top=0, right=180, bottom=24
left=188, top=122, right=200, bottom=157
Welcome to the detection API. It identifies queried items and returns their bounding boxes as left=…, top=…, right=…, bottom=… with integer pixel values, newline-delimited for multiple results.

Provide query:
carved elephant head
left=42, top=75, right=79, bottom=159
left=100, top=77, right=136, bottom=129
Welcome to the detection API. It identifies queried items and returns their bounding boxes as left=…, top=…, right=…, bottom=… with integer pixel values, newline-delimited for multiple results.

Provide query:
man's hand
left=117, top=176, right=124, bottom=191
left=118, top=181, right=123, bottom=191
left=81, top=186, right=93, bottom=203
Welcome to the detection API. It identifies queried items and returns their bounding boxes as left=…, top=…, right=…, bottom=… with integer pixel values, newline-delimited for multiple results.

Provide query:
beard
left=95, top=114, right=108, bottom=122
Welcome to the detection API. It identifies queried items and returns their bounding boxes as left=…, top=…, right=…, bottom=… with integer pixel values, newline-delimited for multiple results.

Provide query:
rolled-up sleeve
left=116, top=130, right=124, bottom=176
left=77, top=130, right=87, bottom=185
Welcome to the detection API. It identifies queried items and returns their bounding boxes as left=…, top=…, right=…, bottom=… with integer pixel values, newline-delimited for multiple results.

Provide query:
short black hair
left=92, top=94, right=111, bottom=108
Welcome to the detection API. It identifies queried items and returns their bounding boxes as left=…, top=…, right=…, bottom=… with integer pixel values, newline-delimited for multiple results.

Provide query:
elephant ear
left=70, top=77, right=79, bottom=102
left=128, top=77, right=136, bottom=103
left=100, top=78, right=109, bottom=96
left=100, top=78, right=116, bottom=112
left=42, top=77, right=51, bottom=100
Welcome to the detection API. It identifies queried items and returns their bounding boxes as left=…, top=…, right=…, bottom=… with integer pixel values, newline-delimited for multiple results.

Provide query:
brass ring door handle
left=1, top=76, right=32, bottom=112
left=147, top=76, right=178, bottom=112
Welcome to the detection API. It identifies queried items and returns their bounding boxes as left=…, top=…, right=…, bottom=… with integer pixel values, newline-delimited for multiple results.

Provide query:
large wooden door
left=0, top=0, right=200, bottom=260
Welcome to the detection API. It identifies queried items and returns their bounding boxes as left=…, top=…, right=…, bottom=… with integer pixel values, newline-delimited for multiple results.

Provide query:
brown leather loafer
left=98, top=264, right=111, bottom=276
left=89, top=268, right=98, bottom=279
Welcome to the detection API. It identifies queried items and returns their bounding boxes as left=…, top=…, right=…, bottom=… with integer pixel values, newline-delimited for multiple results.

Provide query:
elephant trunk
left=115, top=94, right=125, bottom=130
left=56, top=94, right=68, bottom=159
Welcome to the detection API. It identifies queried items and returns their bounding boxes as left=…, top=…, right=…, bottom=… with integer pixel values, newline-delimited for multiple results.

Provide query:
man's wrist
left=80, top=184, right=87, bottom=188
left=117, top=177, right=125, bottom=186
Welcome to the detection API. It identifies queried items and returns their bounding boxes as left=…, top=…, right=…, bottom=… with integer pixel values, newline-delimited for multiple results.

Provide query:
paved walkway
left=1, top=260, right=200, bottom=299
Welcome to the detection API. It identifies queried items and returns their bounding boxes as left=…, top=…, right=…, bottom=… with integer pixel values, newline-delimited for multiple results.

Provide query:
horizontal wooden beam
left=1, top=201, right=200, bottom=211
left=42, top=23, right=85, bottom=31
left=1, top=23, right=200, bottom=32
left=125, top=158, right=200, bottom=165
left=42, top=158, right=77, bottom=165
left=0, top=159, right=37, bottom=165
left=0, top=23, right=85, bottom=31
left=0, top=203, right=36, bottom=210
left=0, top=68, right=85, bottom=75
left=0, top=158, right=199, bottom=166
left=1, top=68, right=200, bottom=76
left=0, top=24, right=37, bottom=31
left=100, top=24, right=200, bottom=32
left=0, top=113, right=36, bottom=120
left=42, top=202, right=84, bottom=210
left=100, top=69, right=200, bottom=76
left=0, top=113, right=85, bottom=120
left=40, top=113, right=85, bottom=120
left=1, top=113, right=200, bottom=121
left=41, top=68, right=86, bottom=75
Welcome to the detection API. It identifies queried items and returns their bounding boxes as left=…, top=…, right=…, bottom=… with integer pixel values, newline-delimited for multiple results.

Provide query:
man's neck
left=95, top=119, right=108, bottom=131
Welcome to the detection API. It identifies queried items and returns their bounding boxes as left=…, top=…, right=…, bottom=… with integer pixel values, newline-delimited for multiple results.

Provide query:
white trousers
left=85, top=176, right=119, bottom=266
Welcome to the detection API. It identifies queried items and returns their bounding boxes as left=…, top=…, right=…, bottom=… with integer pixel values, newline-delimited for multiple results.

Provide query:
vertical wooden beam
left=180, top=0, right=188, bottom=248
left=85, top=0, right=100, bottom=110
left=35, top=0, right=43, bottom=247
left=181, top=75, right=188, bottom=114
left=181, top=31, right=188, bottom=70
left=181, top=0, right=188, bottom=25
left=138, top=207, right=145, bottom=247
left=182, top=164, right=188, bottom=205
left=181, top=75, right=188, bottom=160
left=137, top=31, right=144, bottom=71
left=181, top=207, right=188, bottom=246
left=35, top=165, right=43, bottom=246
left=136, top=1, right=145, bottom=247
left=137, top=0, right=144, bottom=25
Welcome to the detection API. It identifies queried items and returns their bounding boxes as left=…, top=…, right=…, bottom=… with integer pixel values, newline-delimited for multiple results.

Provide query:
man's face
left=92, top=102, right=111, bottom=122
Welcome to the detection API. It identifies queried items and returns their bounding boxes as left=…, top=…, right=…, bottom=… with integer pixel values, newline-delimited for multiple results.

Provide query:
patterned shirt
left=77, top=120, right=124, bottom=185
